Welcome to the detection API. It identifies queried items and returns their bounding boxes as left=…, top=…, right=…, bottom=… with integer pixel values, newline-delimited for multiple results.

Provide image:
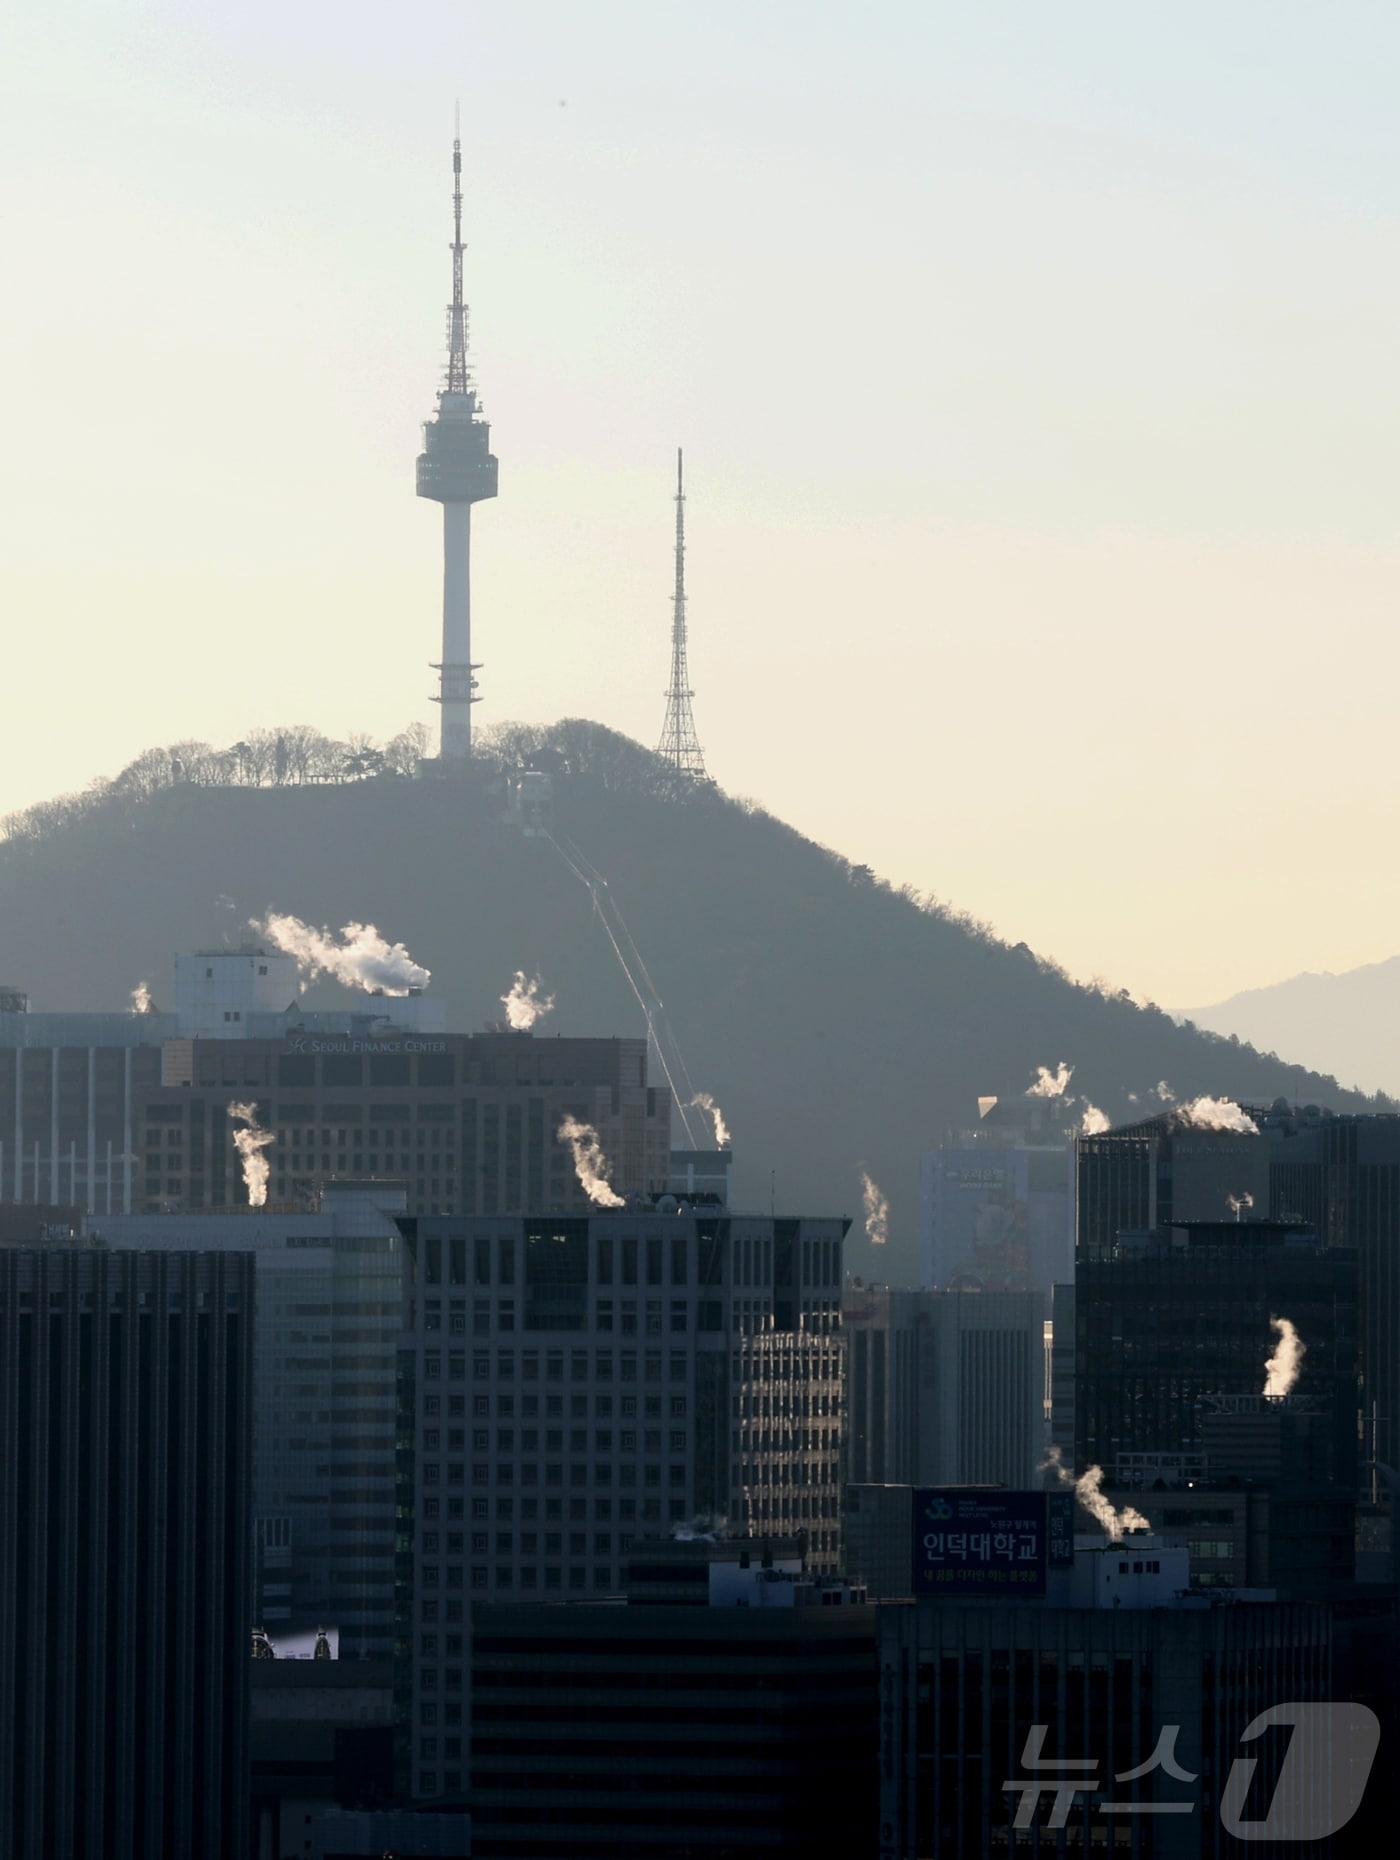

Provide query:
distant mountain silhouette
left=1182, top=957, right=1400, bottom=1099
left=2, top=721, right=1384, bottom=1278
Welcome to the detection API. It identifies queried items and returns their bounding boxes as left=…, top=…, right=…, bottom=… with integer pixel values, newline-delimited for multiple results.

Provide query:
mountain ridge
left=2, top=720, right=1384, bottom=1278
left=1182, top=954, right=1400, bottom=1099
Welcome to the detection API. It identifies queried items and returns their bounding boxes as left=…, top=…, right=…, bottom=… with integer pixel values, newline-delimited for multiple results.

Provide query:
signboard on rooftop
left=911, top=1488, right=1050, bottom=1598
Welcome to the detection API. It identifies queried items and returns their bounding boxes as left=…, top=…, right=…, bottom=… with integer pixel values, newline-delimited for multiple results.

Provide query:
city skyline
left=5, top=3, right=1400, bottom=1010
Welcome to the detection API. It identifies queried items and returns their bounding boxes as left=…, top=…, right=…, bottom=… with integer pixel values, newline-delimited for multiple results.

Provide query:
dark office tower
left=469, top=1538, right=875, bottom=1860
left=1075, top=1221, right=1358, bottom=1491
left=0, top=1245, right=253, bottom=1860
left=1270, top=1112, right=1400, bottom=1482
left=1075, top=1110, right=1271, bottom=1259
left=395, top=1205, right=847, bottom=1803
left=879, top=1571, right=1343, bottom=1860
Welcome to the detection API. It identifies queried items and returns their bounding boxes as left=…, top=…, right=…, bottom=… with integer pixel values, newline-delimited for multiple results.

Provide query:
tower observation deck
left=416, top=125, right=498, bottom=761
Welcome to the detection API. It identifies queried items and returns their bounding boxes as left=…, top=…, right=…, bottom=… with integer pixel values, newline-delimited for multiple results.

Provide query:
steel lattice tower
left=657, top=449, right=709, bottom=780
left=415, top=118, right=499, bottom=761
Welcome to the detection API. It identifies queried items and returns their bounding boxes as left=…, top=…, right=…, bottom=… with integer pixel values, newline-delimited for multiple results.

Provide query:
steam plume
left=500, top=970, right=555, bottom=1030
left=1264, top=1316, right=1306, bottom=1399
left=1080, top=1103, right=1111, bottom=1136
left=1227, top=1191, right=1255, bottom=1218
left=690, top=1093, right=731, bottom=1149
left=558, top=1115, right=625, bottom=1208
left=1154, top=1080, right=1176, bottom=1102
left=255, top=912, right=430, bottom=995
left=671, top=1513, right=727, bottom=1542
left=129, top=981, right=154, bottom=1015
left=1027, top=1062, right=1073, bottom=1098
left=1044, top=1446, right=1149, bottom=1542
left=227, top=1101, right=274, bottom=1208
left=1176, top=1096, right=1259, bottom=1135
left=861, top=1171, right=889, bottom=1247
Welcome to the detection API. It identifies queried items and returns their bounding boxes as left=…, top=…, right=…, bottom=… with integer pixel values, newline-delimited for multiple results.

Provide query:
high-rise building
left=134, top=1029, right=669, bottom=1216
left=415, top=126, right=499, bottom=761
left=877, top=1538, right=1356, bottom=1860
left=843, top=1284, right=1046, bottom=1490
left=1, top=994, right=166, bottom=1211
left=1075, top=1109, right=1272, bottom=1261
left=89, top=1182, right=408, bottom=1656
left=395, top=1205, right=847, bottom=1802
left=1269, top=1111, right=1400, bottom=1484
left=1073, top=1220, right=1359, bottom=1501
left=921, top=1094, right=1074, bottom=1293
left=0, top=949, right=442, bottom=1213
left=0, top=1244, right=253, bottom=1859
left=468, top=1536, right=875, bottom=1859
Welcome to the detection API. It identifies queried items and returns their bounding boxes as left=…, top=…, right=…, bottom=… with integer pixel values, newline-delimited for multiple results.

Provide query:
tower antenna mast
left=447, top=103, right=469, bottom=395
left=656, top=449, right=709, bottom=781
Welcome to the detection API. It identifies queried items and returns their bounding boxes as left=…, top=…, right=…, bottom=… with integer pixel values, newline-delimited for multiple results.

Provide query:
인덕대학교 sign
left=912, top=1489, right=1074, bottom=1598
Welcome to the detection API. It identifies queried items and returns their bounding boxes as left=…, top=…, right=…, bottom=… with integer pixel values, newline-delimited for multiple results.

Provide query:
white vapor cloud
left=1080, top=1103, right=1111, bottom=1136
left=227, top=1100, right=274, bottom=1207
left=1044, top=1446, right=1149, bottom=1542
left=558, top=1114, right=625, bottom=1208
left=690, top=1093, right=731, bottom=1149
left=500, top=970, right=555, bottom=1030
left=1027, top=1061, right=1073, bottom=1098
left=1177, top=1096, right=1259, bottom=1135
left=861, top=1171, right=889, bottom=1246
left=1227, top=1191, right=1254, bottom=1217
left=255, top=911, right=430, bottom=995
left=129, top=981, right=153, bottom=1014
left=1264, top=1316, right=1306, bottom=1399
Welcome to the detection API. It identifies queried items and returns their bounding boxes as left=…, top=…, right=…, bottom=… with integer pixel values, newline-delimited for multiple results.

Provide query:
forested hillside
left=2, top=721, right=1380, bottom=1277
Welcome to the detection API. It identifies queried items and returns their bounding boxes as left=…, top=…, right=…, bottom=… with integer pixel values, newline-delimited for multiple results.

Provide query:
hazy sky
left=5, top=2, right=1398, bottom=1007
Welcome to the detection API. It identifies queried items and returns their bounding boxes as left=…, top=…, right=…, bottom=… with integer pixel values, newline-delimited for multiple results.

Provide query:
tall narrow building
left=0, top=1245, right=253, bottom=1859
left=416, top=124, right=498, bottom=761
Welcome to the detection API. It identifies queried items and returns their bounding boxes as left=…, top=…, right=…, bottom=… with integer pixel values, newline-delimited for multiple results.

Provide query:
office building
left=136, top=1028, right=669, bottom=1215
left=0, top=1245, right=253, bottom=1859
left=1074, top=1221, right=1358, bottom=1496
left=921, top=1094, right=1074, bottom=1293
left=89, top=1182, right=407, bottom=1655
left=877, top=1540, right=1348, bottom=1860
left=1270, top=1111, right=1400, bottom=1488
left=396, top=1205, right=847, bottom=1801
left=0, top=949, right=443, bottom=1213
left=843, top=1284, right=1045, bottom=1490
left=468, top=1536, right=876, bottom=1859
left=249, top=1657, right=397, bottom=1858
left=1075, top=1107, right=1272, bottom=1260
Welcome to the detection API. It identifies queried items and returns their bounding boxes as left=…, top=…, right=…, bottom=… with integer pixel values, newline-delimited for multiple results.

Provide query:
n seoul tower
left=415, top=119, right=499, bottom=761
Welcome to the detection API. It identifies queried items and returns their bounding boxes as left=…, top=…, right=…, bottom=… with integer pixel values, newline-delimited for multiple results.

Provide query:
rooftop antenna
left=656, top=449, right=709, bottom=782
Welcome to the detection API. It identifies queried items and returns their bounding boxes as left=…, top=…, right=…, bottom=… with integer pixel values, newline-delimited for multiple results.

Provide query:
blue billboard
left=912, top=1489, right=1049, bottom=1597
